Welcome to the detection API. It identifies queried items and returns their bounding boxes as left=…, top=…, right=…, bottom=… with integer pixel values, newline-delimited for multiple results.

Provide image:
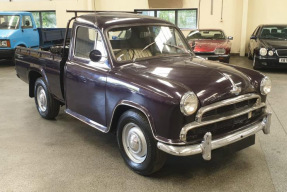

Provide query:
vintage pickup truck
left=15, top=12, right=272, bottom=175
left=0, top=12, right=67, bottom=60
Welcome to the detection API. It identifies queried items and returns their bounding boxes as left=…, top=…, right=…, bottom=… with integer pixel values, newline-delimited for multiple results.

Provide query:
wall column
left=240, top=0, right=248, bottom=56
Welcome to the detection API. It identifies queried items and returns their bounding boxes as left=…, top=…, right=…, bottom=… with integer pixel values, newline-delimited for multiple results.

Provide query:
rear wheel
left=117, top=110, right=166, bottom=175
left=34, top=78, right=60, bottom=119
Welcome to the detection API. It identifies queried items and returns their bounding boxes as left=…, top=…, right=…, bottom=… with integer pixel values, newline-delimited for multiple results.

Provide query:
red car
left=187, top=29, right=233, bottom=63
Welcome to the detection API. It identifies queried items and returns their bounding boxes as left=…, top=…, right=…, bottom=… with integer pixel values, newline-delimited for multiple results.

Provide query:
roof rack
left=66, top=10, right=140, bottom=17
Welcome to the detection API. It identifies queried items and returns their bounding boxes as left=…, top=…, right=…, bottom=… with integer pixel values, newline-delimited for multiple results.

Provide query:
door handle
left=33, top=29, right=37, bottom=31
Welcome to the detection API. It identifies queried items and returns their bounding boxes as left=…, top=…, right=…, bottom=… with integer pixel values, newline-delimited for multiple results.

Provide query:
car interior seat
left=261, top=29, right=270, bottom=37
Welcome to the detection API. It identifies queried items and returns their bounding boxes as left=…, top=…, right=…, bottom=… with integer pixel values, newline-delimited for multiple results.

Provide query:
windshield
left=0, top=15, right=20, bottom=30
left=108, top=25, right=190, bottom=62
left=187, top=30, right=226, bottom=40
left=260, top=26, right=287, bottom=40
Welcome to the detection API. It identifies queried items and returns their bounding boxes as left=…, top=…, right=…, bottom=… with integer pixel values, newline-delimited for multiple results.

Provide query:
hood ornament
left=223, top=73, right=241, bottom=95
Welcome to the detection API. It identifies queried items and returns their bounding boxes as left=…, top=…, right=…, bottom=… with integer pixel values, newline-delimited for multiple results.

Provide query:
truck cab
left=0, top=12, right=39, bottom=60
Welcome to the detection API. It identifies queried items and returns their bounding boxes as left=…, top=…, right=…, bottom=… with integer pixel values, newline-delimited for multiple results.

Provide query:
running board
left=65, top=109, right=108, bottom=133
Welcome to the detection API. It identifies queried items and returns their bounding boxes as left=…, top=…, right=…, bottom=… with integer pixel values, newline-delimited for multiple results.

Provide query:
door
left=65, top=25, right=110, bottom=131
left=21, top=15, right=39, bottom=48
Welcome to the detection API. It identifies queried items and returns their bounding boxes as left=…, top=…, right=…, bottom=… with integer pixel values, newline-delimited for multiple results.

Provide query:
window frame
left=72, top=24, right=110, bottom=70
left=134, top=8, right=198, bottom=30
left=29, top=10, right=56, bottom=28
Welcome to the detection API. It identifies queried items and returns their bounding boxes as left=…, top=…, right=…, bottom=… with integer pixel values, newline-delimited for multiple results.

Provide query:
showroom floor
left=0, top=56, right=286, bottom=192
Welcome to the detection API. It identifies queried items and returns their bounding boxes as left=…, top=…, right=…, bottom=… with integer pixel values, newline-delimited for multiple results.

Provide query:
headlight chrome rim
left=260, top=48, right=267, bottom=56
left=180, top=91, right=198, bottom=116
left=260, top=76, right=272, bottom=95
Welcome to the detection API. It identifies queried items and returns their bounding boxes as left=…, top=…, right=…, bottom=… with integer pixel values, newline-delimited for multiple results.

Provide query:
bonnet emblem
left=223, top=73, right=241, bottom=95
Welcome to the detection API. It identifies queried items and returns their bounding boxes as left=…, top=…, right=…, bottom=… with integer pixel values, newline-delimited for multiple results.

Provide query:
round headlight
left=260, top=76, right=272, bottom=95
left=268, top=50, right=274, bottom=56
left=260, top=48, right=267, bottom=56
left=180, top=92, right=198, bottom=116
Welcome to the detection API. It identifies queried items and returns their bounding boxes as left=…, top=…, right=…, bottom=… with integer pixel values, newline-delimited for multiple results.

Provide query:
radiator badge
left=223, top=73, right=241, bottom=95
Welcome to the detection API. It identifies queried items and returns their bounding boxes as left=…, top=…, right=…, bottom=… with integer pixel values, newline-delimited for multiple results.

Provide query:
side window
left=74, top=26, right=107, bottom=62
left=22, top=16, right=33, bottom=29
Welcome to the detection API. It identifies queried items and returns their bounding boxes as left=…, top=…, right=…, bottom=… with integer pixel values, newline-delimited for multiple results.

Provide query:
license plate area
left=279, top=58, right=287, bottom=63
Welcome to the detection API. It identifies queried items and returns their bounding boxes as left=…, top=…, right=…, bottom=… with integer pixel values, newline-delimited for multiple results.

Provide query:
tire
left=252, top=54, right=259, bottom=70
left=117, top=109, right=166, bottom=175
left=248, top=49, right=253, bottom=60
left=34, top=78, right=60, bottom=119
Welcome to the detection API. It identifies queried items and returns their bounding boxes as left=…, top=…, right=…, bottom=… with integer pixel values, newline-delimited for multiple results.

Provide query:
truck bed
left=15, top=46, right=65, bottom=102
left=38, top=28, right=71, bottom=49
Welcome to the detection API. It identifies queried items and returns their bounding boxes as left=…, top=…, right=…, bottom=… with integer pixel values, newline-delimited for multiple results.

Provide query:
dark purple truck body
left=15, top=13, right=269, bottom=147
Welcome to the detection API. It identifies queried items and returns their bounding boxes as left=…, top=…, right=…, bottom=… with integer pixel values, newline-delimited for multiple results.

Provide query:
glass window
left=157, top=10, right=175, bottom=24
left=134, top=9, right=197, bottom=29
left=178, top=10, right=197, bottom=29
left=141, top=11, right=155, bottom=17
left=22, top=16, right=33, bottom=28
left=108, top=25, right=190, bottom=62
left=187, top=30, right=226, bottom=40
left=31, top=12, right=40, bottom=28
left=260, top=26, right=287, bottom=40
left=42, top=12, right=56, bottom=28
left=0, top=15, right=20, bottom=30
left=29, top=11, right=56, bottom=28
left=75, top=27, right=107, bottom=61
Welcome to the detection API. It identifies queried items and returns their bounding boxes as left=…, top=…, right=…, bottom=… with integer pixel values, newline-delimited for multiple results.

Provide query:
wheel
left=248, top=48, right=253, bottom=60
left=34, top=78, right=60, bottom=119
left=252, top=54, right=259, bottom=70
left=117, top=110, right=166, bottom=175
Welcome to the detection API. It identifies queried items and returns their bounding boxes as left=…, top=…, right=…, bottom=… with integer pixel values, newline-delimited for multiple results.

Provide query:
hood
left=189, top=39, right=229, bottom=53
left=260, top=39, right=287, bottom=49
left=0, top=30, right=16, bottom=39
left=118, top=56, right=256, bottom=107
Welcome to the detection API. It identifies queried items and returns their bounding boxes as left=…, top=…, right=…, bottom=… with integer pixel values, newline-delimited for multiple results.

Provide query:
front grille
left=276, top=49, right=287, bottom=57
left=186, top=108, right=263, bottom=143
left=184, top=94, right=265, bottom=143
left=202, top=98, right=257, bottom=120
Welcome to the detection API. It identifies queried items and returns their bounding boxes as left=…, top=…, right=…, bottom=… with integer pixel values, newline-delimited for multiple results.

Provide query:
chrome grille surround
left=180, top=93, right=265, bottom=142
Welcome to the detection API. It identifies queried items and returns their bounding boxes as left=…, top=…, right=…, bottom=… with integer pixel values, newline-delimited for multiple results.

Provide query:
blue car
left=0, top=12, right=67, bottom=61
left=0, top=12, right=40, bottom=60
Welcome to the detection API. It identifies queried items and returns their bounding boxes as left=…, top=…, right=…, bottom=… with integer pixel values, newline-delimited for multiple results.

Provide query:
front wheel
left=117, top=110, right=166, bottom=175
left=34, top=78, right=60, bottom=119
left=252, top=54, right=260, bottom=70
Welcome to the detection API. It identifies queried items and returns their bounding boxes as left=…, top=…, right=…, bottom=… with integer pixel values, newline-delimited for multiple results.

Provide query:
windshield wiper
left=132, top=41, right=156, bottom=62
left=163, top=43, right=191, bottom=54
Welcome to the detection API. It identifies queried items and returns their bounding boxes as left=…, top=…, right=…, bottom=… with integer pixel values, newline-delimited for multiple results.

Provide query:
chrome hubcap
left=122, top=123, right=147, bottom=163
left=37, top=86, right=47, bottom=112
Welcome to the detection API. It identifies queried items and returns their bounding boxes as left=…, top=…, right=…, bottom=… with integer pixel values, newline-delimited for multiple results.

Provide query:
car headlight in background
left=214, top=48, right=226, bottom=55
left=0, top=40, right=10, bottom=47
left=180, top=92, right=198, bottom=116
left=268, top=50, right=274, bottom=56
left=259, top=48, right=267, bottom=56
left=260, top=76, right=272, bottom=95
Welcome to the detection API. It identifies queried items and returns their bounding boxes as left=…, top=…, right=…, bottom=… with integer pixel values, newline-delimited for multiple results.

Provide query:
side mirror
left=250, top=35, right=257, bottom=40
left=89, top=49, right=102, bottom=62
left=228, top=36, right=233, bottom=40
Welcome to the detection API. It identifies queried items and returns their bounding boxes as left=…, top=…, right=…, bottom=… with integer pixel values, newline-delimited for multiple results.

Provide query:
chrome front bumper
left=157, top=112, right=271, bottom=160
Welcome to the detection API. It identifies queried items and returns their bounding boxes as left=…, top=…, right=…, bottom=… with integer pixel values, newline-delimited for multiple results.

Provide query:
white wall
left=1, top=0, right=286, bottom=54
left=182, top=0, right=243, bottom=53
